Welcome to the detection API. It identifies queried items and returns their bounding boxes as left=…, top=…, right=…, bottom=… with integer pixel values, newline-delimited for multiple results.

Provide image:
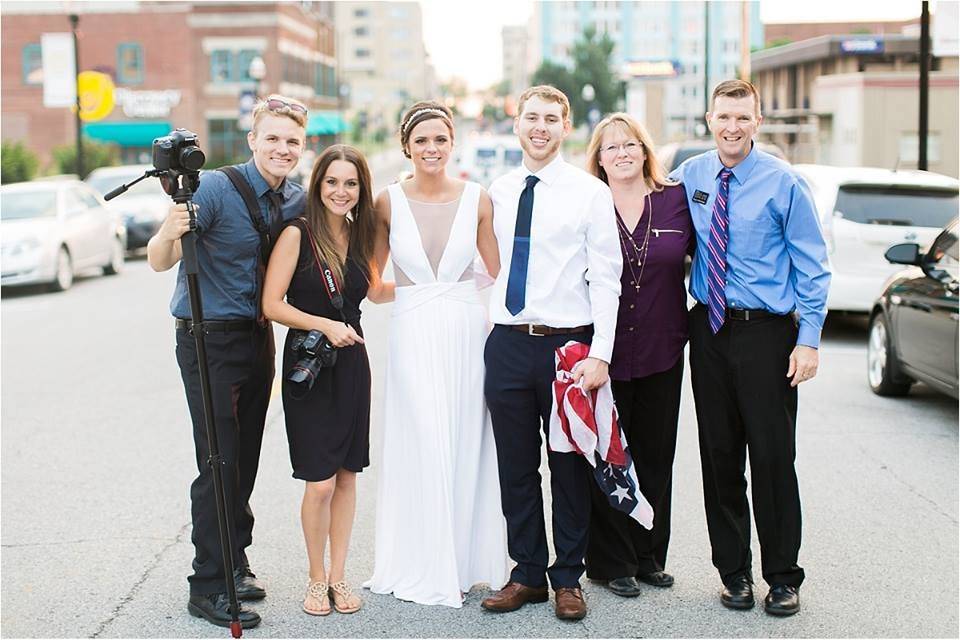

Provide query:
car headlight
left=7, top=237, right=42, bottom=256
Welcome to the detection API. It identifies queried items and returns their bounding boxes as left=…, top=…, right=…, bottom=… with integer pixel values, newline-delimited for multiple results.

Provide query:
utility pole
left=740, top=1, right=751, bottom=80
left=69, top=13, right=83, bottom=178
left=704, top=0, right=711, bottom=117
left=918, top=0, right=930, bottom=171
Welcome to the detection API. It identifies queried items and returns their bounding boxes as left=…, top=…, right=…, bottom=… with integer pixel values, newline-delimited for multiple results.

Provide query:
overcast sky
left=419, top=0, right=928, bottom=90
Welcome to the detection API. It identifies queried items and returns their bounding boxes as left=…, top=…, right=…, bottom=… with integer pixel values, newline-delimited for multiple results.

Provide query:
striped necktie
left=707, top=168, right=733, bottom=334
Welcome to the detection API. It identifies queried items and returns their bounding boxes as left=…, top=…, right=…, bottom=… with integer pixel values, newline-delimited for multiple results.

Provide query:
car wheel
left=867, top=312, right=912, bottom=396
left=50, top=246, right=74, bottom=292
left=103, top=236, right=125, bottom=275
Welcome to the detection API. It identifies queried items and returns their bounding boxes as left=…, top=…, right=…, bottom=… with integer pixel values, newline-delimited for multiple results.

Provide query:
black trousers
left=688, top=304, right=804, bottom=589
left=484, top=324, right=594, bottom=590
left=175, top=324, right=274, bottom=595
left=586, top=355, right=683, bottom=580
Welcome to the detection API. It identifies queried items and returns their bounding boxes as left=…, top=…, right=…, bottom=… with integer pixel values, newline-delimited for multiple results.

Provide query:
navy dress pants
left=484, top=324, right=593, bottom=590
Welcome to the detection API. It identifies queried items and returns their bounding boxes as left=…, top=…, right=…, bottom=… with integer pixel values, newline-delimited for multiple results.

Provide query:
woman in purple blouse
left=584, top=113, right=694, bottom=598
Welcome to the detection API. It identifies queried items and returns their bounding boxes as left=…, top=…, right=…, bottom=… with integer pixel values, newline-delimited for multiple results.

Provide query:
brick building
left=2, top=1, right=343, bottom=171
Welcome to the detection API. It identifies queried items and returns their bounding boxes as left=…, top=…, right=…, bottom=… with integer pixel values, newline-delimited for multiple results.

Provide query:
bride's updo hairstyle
left=398, top=101, right=454, bottom=158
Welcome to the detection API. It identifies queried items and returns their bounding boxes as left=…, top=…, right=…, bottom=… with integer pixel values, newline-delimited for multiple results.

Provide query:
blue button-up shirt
left=670, top=146, right=831, bottom=348
left=170, top=159, right=305, bottom=319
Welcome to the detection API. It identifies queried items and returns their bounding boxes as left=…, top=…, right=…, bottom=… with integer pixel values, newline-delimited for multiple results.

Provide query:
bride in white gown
left=363, top=102, right=509, bottom=607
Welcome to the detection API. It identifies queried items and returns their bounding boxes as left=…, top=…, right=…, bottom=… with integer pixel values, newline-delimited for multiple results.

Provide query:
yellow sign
left=76, top=71, right=115, bottom=122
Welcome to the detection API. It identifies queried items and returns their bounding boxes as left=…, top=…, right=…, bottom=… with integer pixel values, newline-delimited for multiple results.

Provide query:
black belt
left=175, top=318, right=255, bottom=333
left=505, top=323, right=592, bottom=337
left=725, top=307, right=781, bottom=321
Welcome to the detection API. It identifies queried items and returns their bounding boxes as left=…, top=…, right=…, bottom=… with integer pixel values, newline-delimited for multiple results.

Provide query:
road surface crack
left=89, top=521, right=191, bottom=638
left=860, top=446, right=958, bottom=525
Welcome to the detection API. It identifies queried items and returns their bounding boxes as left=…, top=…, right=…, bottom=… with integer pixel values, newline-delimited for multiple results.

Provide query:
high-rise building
left=502, top=25, right=530, bottom=99
left=334, top=1, right=437, bottom=140
left=531, top=1, right=763, bottom=142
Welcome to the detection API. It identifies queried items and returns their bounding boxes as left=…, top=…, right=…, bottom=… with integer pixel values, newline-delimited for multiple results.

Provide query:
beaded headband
left=401, top=108, right=450, bottom=135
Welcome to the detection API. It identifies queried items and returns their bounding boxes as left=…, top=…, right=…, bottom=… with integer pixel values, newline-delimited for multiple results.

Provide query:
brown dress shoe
left=481, top=582, right=549, bottom=612
left=554, top=587, right=586, bottom=620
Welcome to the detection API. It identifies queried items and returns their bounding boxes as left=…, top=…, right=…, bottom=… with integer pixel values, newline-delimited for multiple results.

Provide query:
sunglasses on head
left=265, top=98, right=308, bottom=115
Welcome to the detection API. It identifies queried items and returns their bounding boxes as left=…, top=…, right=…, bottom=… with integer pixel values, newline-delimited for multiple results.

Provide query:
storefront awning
left=306, top=112, right=349, bottom=136
left=82, top=121, right=172, bottom=146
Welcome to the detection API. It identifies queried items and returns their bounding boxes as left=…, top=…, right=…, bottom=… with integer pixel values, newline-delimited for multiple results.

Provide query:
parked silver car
left=86, top=164, right=169, bottom=251
left=1, top=179, right=126, bottom=291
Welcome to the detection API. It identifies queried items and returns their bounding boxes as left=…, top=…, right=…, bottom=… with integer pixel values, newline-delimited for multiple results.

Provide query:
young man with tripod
left=147, top=96, right=308, bottom=629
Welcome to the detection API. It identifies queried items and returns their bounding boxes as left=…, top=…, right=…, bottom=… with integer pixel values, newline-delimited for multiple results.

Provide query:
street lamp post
left=581, top=83, right=601, bottom=132
left=69, top=13, right=83, bottom=178
left=248, top=55, right=266, bottom=99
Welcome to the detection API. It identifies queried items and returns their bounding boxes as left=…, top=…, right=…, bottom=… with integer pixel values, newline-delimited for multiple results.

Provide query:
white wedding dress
left=363, top=181, right=509, bottom=608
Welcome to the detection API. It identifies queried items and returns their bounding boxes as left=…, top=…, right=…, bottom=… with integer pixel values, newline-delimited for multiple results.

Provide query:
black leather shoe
left=638, top=571, right=674, bottom=588
left=188, top=593, right=261, bottom=628
left=720, top=575, right=755, bottom=610
left=764, top=584, right=800, bottom=616
left=233, top=566, right=266, bottom=600
left=606, top=577, right=642, bottom=598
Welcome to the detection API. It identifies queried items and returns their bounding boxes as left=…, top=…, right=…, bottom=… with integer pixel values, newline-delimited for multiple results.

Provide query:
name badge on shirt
left=693, top=190, right=709, bottom=205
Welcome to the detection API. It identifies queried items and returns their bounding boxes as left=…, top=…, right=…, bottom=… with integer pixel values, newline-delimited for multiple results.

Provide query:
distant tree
left=1, top=141, right=39, bottom=184
left=492, top=79, right=512, bottom=97
left=529, top=26, right=623, bottom=126
left=51, top=139, right=118, bottom=179
left=570, top=25, right=623, bottom=126
left=765, top=37, right=793, bottom=49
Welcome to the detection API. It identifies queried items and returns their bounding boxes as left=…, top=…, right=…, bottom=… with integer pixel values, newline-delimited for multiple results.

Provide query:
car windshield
left=1, top=190, right=58, bottom=220
left=504, top=148, right=523, bottom=167
left=835, top=185, right=959, bottom=228
left=475, top=148, right=497, bottom=167
left=671, top=147, right=711, bottom=171
left=87, top=171, right=166, bottom=198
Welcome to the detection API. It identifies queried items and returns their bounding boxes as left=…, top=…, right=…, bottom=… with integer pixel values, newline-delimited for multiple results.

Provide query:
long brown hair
left=586, top=113, right=672, bottom=192
left=304, top=144, right=376, bottom=285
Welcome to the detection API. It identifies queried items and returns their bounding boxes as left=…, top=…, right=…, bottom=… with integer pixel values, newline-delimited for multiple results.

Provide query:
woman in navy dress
left=584, top=113, right=694, bottom=597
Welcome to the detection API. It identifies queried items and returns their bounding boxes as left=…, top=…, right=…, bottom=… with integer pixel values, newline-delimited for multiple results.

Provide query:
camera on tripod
left=153, top=129, right=206, bottom=173
left=287, top=330, right=338, bottom=390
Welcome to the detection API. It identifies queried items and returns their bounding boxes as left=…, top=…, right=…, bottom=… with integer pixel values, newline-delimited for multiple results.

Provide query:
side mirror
left=884, top=243, right=921, bottom=266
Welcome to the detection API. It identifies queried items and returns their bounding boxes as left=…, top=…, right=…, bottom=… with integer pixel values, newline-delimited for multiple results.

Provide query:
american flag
left=549, top=341, right=654, bottom=530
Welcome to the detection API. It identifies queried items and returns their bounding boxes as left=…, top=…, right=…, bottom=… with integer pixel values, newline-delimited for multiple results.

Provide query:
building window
left=117, top=43, right=144, bottom=84
left=355, top=48, right=370, bottom=58
left=236, top=49, right=259, bottom=82
left=354, top=26, right=369, bottom=36
left=353, top=8, right=368, bottom=17
left=210, top=50, right=233, bottom=83
left=22, top=43, right=42, bottom=85
left=207, top=118, right=248, bottom=165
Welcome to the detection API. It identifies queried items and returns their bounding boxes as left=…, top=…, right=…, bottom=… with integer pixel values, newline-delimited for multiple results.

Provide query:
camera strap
left=290, top=217, right=348, bottom=324
left=219, top=165, right=276, bottom=327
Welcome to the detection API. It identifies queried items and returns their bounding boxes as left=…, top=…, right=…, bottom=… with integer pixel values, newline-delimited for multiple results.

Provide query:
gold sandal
left=303, top=580, right=331, bottom=616
left=329, top=580, right=362, bottom=614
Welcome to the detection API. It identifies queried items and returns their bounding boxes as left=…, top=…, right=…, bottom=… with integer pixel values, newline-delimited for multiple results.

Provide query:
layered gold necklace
left=615, top=192, right=653, bottom=292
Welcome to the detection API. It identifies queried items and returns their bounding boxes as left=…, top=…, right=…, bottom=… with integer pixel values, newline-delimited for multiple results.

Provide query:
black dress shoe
left=188, top=593, right=261, bottom=628
left=720, top=575, right=755, bottom=610
left=233, top=567, right=266, bottom=600
left=638, top=571, right=674, bottom=588
left=764, top=584, right=800, bottom=616
left=606, top=577, right=642, bottom=598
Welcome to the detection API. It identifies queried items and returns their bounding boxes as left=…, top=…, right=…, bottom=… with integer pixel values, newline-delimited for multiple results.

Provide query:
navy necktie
left=505, top=175, right=540, bottom=315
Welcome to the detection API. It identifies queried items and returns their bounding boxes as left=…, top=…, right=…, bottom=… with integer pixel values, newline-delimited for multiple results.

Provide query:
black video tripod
left=107, top=170, right=245, bottom=638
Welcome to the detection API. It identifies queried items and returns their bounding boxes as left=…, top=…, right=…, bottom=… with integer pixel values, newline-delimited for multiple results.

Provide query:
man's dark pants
left=688, top=304, right=805, bottom=589
left=175, top=323, right=274, bottom=596
left=484, top=324, right=593, bottom=590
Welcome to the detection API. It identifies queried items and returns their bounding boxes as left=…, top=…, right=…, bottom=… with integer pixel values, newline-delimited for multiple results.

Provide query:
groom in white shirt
left=481, top=85, right=622, bottom=621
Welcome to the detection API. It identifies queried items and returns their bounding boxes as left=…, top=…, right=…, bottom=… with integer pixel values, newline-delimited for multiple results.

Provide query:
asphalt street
left=1, top=159, right=957, bottom=638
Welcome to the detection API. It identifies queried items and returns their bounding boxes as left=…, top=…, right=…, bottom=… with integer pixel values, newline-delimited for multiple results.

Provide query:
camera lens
left=179, top=147, right=206, bottom=171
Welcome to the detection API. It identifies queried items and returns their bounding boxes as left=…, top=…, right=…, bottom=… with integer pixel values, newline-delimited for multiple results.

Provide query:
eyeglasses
left=600, top=141, right=643, bottom=156
left=264, top=98, right=308, bottom=115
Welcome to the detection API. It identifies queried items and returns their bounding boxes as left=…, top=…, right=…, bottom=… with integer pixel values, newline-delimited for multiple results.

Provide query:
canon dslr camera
left=152, top=128, right=205, bottom=173
left=287, top=330, right=337, bottom=390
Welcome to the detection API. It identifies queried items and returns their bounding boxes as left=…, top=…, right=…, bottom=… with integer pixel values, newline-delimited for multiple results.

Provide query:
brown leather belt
left=506, top=324, right=592, bottom=337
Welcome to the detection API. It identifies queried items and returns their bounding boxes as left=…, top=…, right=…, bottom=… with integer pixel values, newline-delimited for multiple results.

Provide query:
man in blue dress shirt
left=147, top=96, right=307, bottom=629
left=671, top=80, right=830, bottom=617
